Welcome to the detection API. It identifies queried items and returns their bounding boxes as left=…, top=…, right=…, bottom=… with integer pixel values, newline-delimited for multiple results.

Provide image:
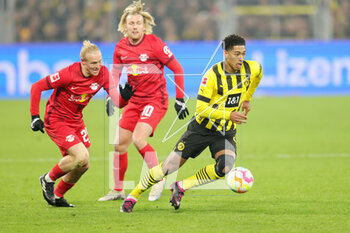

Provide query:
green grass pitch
left=0, top=96, right=349, bottom=233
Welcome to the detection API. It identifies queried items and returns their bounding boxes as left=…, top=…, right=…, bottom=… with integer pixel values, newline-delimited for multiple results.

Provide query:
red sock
left=113, top=152, right=128, bottom=191
left=48, top=163, right=66, bottom=181
left=138, top=144, right=159, bottom=169
left=54, top=180, right=75, bottom=198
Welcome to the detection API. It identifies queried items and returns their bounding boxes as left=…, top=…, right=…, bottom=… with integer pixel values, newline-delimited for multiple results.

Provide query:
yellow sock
left=130, top=163, right=165, bottom=199
left=182, top=164, right=221, bottom=190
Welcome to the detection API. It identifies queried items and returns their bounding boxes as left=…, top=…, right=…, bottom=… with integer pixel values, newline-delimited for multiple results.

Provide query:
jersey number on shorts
left=141, top=105, right=154, bottom=119
left=81, top=128, right=90, bottom=143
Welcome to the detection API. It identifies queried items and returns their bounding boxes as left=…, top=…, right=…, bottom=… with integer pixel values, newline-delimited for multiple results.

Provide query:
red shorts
left=119, top=101, right=168, bottom=136
left=45, top=118, right=91, bottom=156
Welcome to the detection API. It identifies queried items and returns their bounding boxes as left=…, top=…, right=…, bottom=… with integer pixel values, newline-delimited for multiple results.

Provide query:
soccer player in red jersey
left=98, top=0, right=189, bottom=202
left=31, top=40, right=135, bottom=207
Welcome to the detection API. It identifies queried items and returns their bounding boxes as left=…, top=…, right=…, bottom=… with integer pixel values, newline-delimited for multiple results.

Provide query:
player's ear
left=223, top=50, right=229, bottom=59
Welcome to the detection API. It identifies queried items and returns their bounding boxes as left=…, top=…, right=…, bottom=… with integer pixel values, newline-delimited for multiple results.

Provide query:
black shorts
left=174, top=119, right=236, bottom=159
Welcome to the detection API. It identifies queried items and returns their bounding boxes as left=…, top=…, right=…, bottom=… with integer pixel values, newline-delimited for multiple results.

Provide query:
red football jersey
left=44, top=62, right=110, bottom=122
left=113, top=34, right=176, bottom=104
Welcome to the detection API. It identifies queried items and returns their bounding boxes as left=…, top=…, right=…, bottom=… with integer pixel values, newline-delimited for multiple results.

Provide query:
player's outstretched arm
left=166, top=58, right=189, bottom=119
left=30, top=78, right=51, bottom=134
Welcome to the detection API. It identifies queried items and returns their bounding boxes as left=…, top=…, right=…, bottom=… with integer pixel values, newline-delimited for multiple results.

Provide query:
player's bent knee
left=114, top=144, right=128, bottom=153
left=81, top=160, right=90, bottom=171
left=75, top=157, right=88, bottom=169
left=215, top=154, right=235, bottom=177
left=74, top=152, right=89, bottom=169
left=131, top=137, right=146, bottom=150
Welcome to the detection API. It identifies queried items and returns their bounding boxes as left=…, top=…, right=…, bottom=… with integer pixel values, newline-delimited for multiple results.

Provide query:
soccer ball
left=226, top=167, right=254, bottom=193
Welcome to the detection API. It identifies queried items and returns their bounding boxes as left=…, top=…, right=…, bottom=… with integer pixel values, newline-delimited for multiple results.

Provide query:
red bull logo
left=68, top=93, right=91, bottom=103
left=126, top=64, right=149, bottom=76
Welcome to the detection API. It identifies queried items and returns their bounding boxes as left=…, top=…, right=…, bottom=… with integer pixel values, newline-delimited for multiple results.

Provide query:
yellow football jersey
left=195, top=60, right=262, bottom=131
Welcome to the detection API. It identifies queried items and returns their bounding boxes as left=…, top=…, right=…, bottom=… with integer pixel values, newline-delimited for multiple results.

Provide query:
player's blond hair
left=80, top=40, right=100, bottom=61
left=118, top=0, right=155, bottom=37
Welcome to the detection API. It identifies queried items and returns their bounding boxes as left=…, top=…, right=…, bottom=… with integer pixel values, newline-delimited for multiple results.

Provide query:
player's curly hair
left=222, top=34, right=246, bottom=51
left=80, top=40, right=100, bottom=61
left=118, top=0, right=156, bottom=37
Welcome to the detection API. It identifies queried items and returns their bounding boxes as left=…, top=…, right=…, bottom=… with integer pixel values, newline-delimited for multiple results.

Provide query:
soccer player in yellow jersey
left=120, top=34, right=263, bottom=212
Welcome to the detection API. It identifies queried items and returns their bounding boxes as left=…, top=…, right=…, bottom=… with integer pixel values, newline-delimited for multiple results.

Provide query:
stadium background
left=1, top=0, right=350, bottom=97
left=1, top=1, right=349, bottom=232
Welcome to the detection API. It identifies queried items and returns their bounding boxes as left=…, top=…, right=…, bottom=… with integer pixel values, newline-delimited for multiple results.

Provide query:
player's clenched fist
left=31, top=115, right=45, bottom=133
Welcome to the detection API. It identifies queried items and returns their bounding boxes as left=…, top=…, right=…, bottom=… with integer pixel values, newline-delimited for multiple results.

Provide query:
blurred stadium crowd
left=14, top=0, right=350, bottom=42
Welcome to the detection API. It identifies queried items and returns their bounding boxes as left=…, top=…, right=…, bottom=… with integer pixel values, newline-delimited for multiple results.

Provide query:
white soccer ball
left=226, top=167, right=254, bottom=193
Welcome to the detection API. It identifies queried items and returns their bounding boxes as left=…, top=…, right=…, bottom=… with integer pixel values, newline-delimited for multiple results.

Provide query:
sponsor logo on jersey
left=126, top=64, right=149, bottom=76
left=50, top=73, right=60, bottom=83
left=139, top=54, right=149, bottom=62
left=66, top=134, right=75, bottom=142
left=90, top=82, right=99, bottom=91
left=225, top=93, right=242, bottom=108
left=68, top=93, right=91, bottom=103
left=201, top=77, right=208, bottom=87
